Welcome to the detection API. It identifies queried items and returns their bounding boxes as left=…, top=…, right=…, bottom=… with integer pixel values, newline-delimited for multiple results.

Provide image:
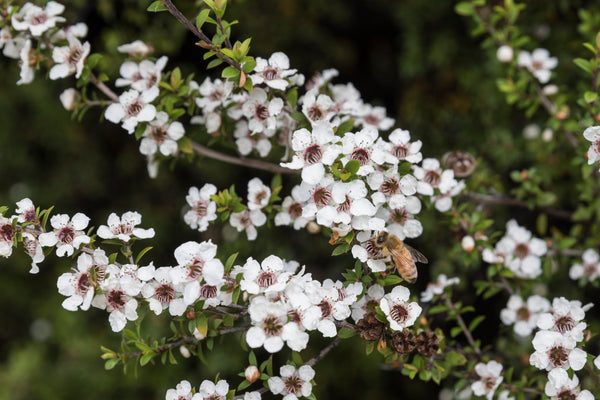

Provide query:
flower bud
left=461, top=235, right=475, bottom=253
left=523, top=124, right=540, bottom=140
left=306, top=221, right=321, bottom=234
left=496, top=45, right=513, bottom=63
left=179, top=345, right=191, bottom=358
left=59, top=88, right=80, bottom=111
left=186, top=310, right=196, bottom=319
left=542, top=84, right=558, bottom=96
left=542, top=128, right=553, bottom=142
left=245, top=365, right=260, bottom=383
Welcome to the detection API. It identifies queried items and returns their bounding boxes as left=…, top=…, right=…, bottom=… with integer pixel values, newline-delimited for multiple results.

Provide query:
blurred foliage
left=1, top=0, right=600, bottom=399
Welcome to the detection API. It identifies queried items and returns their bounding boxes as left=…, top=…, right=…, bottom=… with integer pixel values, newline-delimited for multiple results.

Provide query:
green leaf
left=286, top=87, right=298, bottom=108
left=104, top=358, right=120, bottom=370
left=248, top=351, right=257, bottom=366
left=86, top=53, right=103, bottom=69
left=450, top=326, right=463, bottom=337
left=221, top=66, right=240, bottom=79
left=455, top=2, right=474, bottom=16
left=196, top=8, right=211, bottom=30
left=178, top=136, right=194, bottom=155
left=584, top=91, right=598, bottom=103
left=147, top=1, right=168, bottom=12
left=224, top=252, right=238, bottom=270
left=428, top=305, right=448, bottom=314
left=196, top=313, right=208, bottom=337
left=207, top=59, right=224, bottom=69
left=140, top=353, right=154, bottom=366
left=332, top=243, right=350, bottom=256
left=337, top=327, right=356, bottom=339
left=135, top=246, right=153, bottom=264
left=242, top=59, right=257, bottom=73
left=574, top=58, right=593, bottom=74
left=468, top=315, right=485, bottom=332
left=345, top=160, right=361, bottom=174
left=445, top=351, right=466, bottom=366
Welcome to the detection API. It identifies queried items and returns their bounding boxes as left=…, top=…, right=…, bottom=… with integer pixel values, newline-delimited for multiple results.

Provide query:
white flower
left=22, top=232, right=44, bottom=273
left=115, top=56, right=168, bottom=93
left=165, top=380, right=193, bottom=400
left=104, top=88, right=158, bottom=134
left=471, top=361, right=503, bottom=400
left=517, top=48, right=558, bottom=84
left=497, top=45, right=514, bottom=62
left=420, top=274, right=460, bottom=302
left=301, top=91, right=334, bottom=126
left=117, top=40, right=152, bottom=57
left=251, top=52, right=298, bottom=90
left=379, top=285, right=422, bottom=331
left=0, top=215, right=15, bottom=258
left=195, top=77, right=234, bottom=113
left=500, top=294, right=551, bottom=337
left=15, top=197, right=36, bottom=223
left=247, top=177, right=271, bottom=211
left=240, top=256, right=291, bottom=295
left=413, top=158, right=456, bottom=196
left=183, top=184, right=218, bottom=232
left=57, top=249, right=108, bottom=311
left=386, top=129, right=423, bottom=164
left=274, top=187, right=311, bottom=230
left=191, top=379, right=229, bottom=400
left=229, top=209, right=267, bottom=241
left=171, top=240, right=224, bottom=287
left=241, top=87, right=283, bottom=134
left=354, top=104, right=394, bottom=131
left=537, top=297, right=591, bottom=343
left=351, top=283, right=384, bottom=322
left=268, top=365, right=315, bottom=400
left=234, top=120, right=272, bottom=157
left=97, top=211, right=155, bottom=242
left=11, top=1, right=65, bottom=37
left=139, top=111, right=185, bottom=156
left=529, top=330, right=587, bottom=371
left=49, top=34, right=90, bottom=80
left=341, top=127, right=380, bottom=176
left=545, top=369, right=593, bottom=400
left=139, top=265, right=186, bottom=316
left=38, top=213, right=90, bottom=257
left=583, top=126, right=600, bottom=165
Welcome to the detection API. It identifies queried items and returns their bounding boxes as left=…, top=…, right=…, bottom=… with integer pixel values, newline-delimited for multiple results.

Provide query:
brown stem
left=305, top=337, right=342, bottom=367
left=586, top=360, right=600, bottom=389
left=90, top=72, right=119, bottom=103
left=460, top=191, right=572, bottom=221
left=445, top=297, right=481, bottom=355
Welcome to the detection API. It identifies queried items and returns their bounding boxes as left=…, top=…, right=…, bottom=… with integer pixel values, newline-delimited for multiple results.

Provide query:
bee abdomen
left=400, top=268, right=417, bottom=283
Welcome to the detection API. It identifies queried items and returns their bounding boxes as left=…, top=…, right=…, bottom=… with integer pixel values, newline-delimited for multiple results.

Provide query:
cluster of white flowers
left=500, top=294, right=550, bottom=337
left=420, top=274, right=460, bottom=302
left=482, top=219, right=548, bottom=279
left=569, top=249, right=600, bottom=282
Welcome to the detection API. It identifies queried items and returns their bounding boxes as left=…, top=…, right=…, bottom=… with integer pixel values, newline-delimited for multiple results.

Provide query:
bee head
left=376, top=231, right=388, bottom=244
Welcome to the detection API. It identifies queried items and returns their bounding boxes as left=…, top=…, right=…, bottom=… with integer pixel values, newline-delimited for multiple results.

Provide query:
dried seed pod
left=356, top=312, right=386, bottom=342
left=415, top=331, right=440, bottom=356
left=442, top=151, right=476, bottom=178
left=390, top=330, right=416, bottom=354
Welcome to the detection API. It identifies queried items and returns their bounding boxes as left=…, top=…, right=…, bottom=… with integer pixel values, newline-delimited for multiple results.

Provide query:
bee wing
left=388, top=247, right=417, bottom=268
left=403, top=243, right=428, bottom=264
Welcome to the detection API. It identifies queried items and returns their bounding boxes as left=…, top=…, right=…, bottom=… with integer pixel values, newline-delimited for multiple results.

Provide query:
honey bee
left=372, top=231, right=428, bottom=283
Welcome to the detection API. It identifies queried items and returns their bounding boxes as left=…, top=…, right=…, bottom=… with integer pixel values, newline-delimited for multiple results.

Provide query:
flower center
left=556, top=390, right=577, bottom=400
left=307, top=105, right=324, bottom=121
left=287, top=309, right=301, bottom=323
left=351, top=148, right=370, bottom=166
left=262, top=67, right=278, bottom=81
left=319, top=300, right=332, bottom=318
left=30, top=13, right=48, bottom=25
left=313, top=187, right=332, bottom=207
left=288, top=202, right=303, bottom=219
left=392, top=145, right=408, bottom=159
left=112, top=222, right=134, bottom=236
left=423, top=170, right=441, bottom=187
left=283, top=375, right=303, bottom=395
left=126, top=100, right=143, bottom=117
left=303, top=144, right=323, bottom=165
left=531, top=60, right=544, bottom=71
left=193, top=200, right=208, bottom=217
left=155, top=284, right=176, bottom=303
left=0, top=224, right=14, bottom=243
left=380, top=177, right=399, bottom=196
left=68, top=47, right=83, bottom=67
left=24, top=209, right=37, bottom=222
left=255, top=104, right=269, bottom=122
left=336, top=195, right=352, bottom=213
left=77, top=272, right=91, bottom=295
left=262, top=315, right=284, bottom=336
left=516, top=306, right=530, bottom=321
left=584, top=263, right=597, bottom=277
left=254, top=190, right=268, bottom=205
left=200, top=284, right=217, bottom=299
left=187, top=259, right=204, bottom=280
left=257, top=271, right=277, bottom=288
left=391, top=208, right=409, bottom=225
left=548, top=345, right=569, bottom=368
left=209, top=89, right=223, bottom=102
left=554, top=315, right=576, bottom=334
left=390, top=304, right=409, bottom=325
left=483, top=376, right=497, bottom=390
left=107, top=289, right=127, bottom=310
left=57, top=226, right=75, bottom=245
left=150, top=126, right=169, bottom=144
left=364, top=114, right=380, bottom=126
left=514, top=243, right=529, bottom=259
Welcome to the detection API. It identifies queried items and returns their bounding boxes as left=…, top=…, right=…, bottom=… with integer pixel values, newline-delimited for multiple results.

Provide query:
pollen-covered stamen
left=288, top=309, right=302, bottom=324
left=584, top=263, right=596, bottom=277
left=67, top=47, right=84, bottom=66
left=76, top=272, right=91, bottom=295
left=262, top=315, right=284, bottom=337
left=303, top=144, right=323, bottom=165
left=193, top=200, right=208, bottom=217
left=209, top=89, right=223, bottom=102
left=531, top=60, right=544, bottom=72
left=262, top=68, right=278, bottom=81
left=392, top=145, right=409, bottom=159
left=57, top=225, right=75, bottom=244
left=337, top=287, right=348, bottom=302
left=554, top=315, right=576, bottom=334
left=146, top=75, right=157, bottom=89
left=288, top=202, right=303, bottom=219
left=23, top=236, right=37, bottom=256
left=255, top=104, right=270, bottom=122
left=423, top=170, right=441, bottom=187
left=257, top=271, right=277, bottom=288
left=24, top=209, right=37, bottom=222
left=483, top=376, right=497, bottom=390
left=150, top=126, right=169, bottom=144
left=318, top=300, right=332, bottom=318
left=307, top=105, right=324, bottom=121
left=313, top=187, right=332, bottom=207
left=516, top=306, right=531, bottom=321
left=283, top=375, right=303, bottom=395
left=155, top=284, right=176, bottom=303
left=130, top=72, right=142, bottom=82
left=107, top=289, right=127, bottom=310
left=391, top=208, right=409, bottom=225
left=239, top=212, right=252, bottom=228
left=380, top=177, right=400, bottom=196
left=514, top=243, right=530, bottom=259
left=112, top=221, right=134, bottom=236
left=336, top=195, right=352, bottom=213
left=187, top=259, right=204, bottom=280
left=364, top=114, right=380, bottom=126
left=200, top=284, right=217, bottom=299
left=351, top=148, right=370, bottom=166
left=90, top=263, right=106, bottom=284
left=0, top=224, right=14, bottom=242
left=556, top=390, right=577, bottom=400
left=548, top=345, right=569, bottom=368
left=126, top=100, right=144, bottom=117
left=389, top=303, right=409, bottom=325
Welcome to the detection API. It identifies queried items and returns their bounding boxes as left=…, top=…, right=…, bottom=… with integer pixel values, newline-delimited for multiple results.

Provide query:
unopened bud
left=542, top=128, right=553, bottom=142
left=523, top=124, right=540, bottom=140
left=306, top=221, right=321, bottom=234
left=186, top=310, right=196, bottom=319
left=520, top=170, right=528, bottom=180
left=245, top=365, right=260, bottom=383
left=59, top=88, right=80, bottom=111
left=555, top=107, right=569, bottom=120
left=461, top=235, right=475, bottom=252
left=179, top=345, right=191, bottom=358
left=496, top=45, right=513, bottom=63
left=442, top=151, right=476, bottom=178
left=542, top=84, right=558, bottom=96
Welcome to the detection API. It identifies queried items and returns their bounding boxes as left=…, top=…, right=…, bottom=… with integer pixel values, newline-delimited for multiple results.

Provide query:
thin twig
left=305, top=337, right=342, bottom=367
left=445, top=297, right=481, bottom=355
left=461, top=192, right=573, bottom=221
left=90, top=72, right=119, bottom=103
